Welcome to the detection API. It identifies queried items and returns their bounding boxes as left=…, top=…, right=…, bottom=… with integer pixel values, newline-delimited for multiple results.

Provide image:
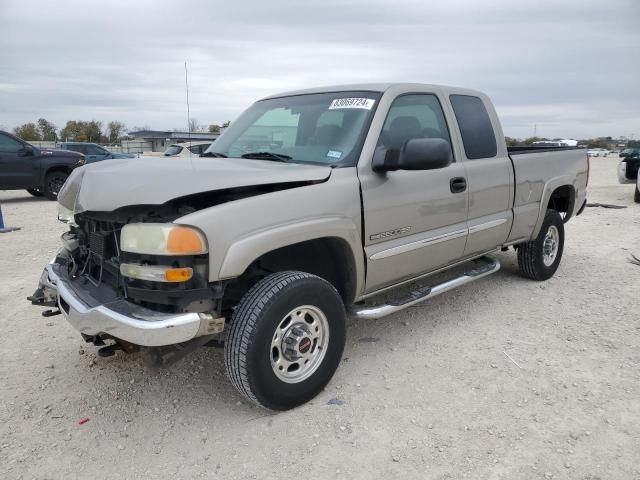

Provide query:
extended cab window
left=377, top=94, right=452, bottom=153
left=450, top=95, right=497, bottom=159
left=0, top=134, right=23, bottom=153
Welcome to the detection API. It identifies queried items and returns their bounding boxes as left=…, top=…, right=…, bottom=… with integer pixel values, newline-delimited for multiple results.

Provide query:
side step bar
left=350, top=256, right=501, bottom=320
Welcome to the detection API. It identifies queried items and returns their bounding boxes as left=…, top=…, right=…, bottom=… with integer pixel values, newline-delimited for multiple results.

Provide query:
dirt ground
left=1, top=156, right=638, bottom=480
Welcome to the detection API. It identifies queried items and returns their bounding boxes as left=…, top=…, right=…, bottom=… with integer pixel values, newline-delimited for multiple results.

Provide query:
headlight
left=77, top=156, right=86, bottom=166
left=57, top=203, right=74, bottom=223
left=120, top=223, right=208, bottom=255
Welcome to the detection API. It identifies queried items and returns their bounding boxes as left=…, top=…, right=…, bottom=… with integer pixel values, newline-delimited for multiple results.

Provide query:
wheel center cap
left=298, top=337, right=312, bottom=354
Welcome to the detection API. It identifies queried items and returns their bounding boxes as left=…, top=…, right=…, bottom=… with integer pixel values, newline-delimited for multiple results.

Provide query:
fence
left=27, top=140, right=154, bottom=154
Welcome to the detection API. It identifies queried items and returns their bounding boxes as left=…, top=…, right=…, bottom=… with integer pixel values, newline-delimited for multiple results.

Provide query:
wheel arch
left=532, top=180, right=576, bottom=238
left=219, top=222, right=363, bottom=305
left=43, top=165, right=72, bottom=184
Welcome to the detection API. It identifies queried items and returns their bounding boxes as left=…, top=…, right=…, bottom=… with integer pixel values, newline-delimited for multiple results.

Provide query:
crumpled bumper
left=37, top=260, right=213, bottom=347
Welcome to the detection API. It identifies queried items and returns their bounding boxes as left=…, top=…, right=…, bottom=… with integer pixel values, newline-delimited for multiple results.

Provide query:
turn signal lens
left=164, top=267, right=193, bottom=282
left=167, top=227, right=205, bottom=255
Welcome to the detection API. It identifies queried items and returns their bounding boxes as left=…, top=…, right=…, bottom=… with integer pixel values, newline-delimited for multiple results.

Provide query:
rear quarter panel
left=508, top=148, right=588, bottom=242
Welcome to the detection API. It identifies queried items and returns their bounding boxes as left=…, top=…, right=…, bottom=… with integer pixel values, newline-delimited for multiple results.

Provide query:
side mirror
left=17, top=146, right=35, bottom=157
left=373, top=138, right=453, bottom=172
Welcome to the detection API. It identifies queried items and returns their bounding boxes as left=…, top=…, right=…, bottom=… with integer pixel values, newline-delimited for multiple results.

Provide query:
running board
left=350, top=257, right=500, bottom=320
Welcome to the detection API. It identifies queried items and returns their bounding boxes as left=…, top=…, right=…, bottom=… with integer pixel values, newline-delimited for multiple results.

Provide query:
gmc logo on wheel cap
left=298, top=337, right=312, bottom=354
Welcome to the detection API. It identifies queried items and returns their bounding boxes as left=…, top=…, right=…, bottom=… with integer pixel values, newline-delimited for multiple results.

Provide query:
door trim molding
left=370, top=229, right=468, bottom=260
left=468, top=218, right=507, bottom=234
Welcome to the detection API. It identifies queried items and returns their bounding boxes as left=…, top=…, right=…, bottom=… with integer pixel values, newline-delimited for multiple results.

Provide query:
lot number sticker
left=329, top=98, right=375, bottom=110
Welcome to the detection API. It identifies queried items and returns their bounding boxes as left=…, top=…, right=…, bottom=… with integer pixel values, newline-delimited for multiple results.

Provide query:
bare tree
left=107, top=121, right=126, bottom=143
left=188, top=118, right=201, bottom=133
left=37, top=118, right=58, bottom=141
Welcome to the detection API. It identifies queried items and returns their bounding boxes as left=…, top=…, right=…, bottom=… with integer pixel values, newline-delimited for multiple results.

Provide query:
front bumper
left=39, top=261, right=214, bottom=347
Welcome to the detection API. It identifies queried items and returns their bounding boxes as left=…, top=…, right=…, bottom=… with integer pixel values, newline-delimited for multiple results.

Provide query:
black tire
left=26, top=188, right=44, bottom=197
left=224, top=271, right=346, bottom=410
left=634, top=184, right=640, bottom=203
left=43, top=171, right=68, bottom=200
left=517, top=209, right=564, bottom=281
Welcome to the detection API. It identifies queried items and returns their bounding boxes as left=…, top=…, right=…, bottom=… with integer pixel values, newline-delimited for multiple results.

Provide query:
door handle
left=450, top=177, right=467, bottom=193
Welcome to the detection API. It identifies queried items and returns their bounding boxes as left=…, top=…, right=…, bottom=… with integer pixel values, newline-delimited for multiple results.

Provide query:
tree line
left=12, top=118, right=232, bottom=144
left=13, top=119, right=127, bottom=144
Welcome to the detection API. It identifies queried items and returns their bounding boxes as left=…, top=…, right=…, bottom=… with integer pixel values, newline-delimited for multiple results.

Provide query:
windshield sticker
left=328, top=98, right=375, bottom=110
left=326, top=150, right=342, bottom=159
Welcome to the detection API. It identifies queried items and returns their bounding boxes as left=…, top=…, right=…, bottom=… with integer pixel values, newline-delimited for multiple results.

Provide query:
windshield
left=204, top=91, right=381, bottom=166
left=164, top=145, right=183, bottom=156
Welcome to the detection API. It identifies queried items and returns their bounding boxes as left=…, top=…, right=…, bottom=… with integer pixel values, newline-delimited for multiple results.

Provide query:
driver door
left=0, top=133, right=37, bottom=189
left=358, top=93, right=469, bottom=292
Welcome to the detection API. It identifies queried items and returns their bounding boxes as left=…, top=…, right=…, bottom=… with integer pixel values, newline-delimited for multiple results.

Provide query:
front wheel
left=44, top=171, right=68, bottom=200
left=224, top=271, right=346, bottom=410
left=517, top=209, right=565, bottom=281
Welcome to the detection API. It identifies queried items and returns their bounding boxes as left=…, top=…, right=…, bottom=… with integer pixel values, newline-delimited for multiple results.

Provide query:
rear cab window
left=449, top=95, right=497, bottom=159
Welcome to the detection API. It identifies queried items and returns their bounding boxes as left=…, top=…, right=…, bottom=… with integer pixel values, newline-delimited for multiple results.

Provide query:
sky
left=1, top=0, right=639, bottom=140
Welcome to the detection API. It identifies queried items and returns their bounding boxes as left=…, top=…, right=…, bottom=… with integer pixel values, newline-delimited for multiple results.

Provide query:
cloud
left=1, top=0, right=639, bottom=138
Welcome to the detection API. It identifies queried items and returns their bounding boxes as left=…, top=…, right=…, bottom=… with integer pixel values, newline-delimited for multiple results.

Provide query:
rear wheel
left=634, top=184, right=640, bottom=203
left=26, top=188, right=44, bottom=197
left=43, top=171, right=68, bottom=200
left=224, top=271, right=346, bottom=410
left=517, top=209, right=565, bottom=281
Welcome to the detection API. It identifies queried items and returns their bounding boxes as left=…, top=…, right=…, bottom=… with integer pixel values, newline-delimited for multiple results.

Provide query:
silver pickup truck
left=30, top=83, right=589, bottom=410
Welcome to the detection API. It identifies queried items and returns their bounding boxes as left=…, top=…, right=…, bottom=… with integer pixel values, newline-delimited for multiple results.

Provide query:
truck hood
left=57, top=156, right=332, bottom=213
left=40, top=148, right=83, bottom=159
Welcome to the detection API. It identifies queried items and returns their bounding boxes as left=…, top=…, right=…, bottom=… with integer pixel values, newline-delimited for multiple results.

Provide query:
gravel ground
left=1, top=156, right=638, bottom=480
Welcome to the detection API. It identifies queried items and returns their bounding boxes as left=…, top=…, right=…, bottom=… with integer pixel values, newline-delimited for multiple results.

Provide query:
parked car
left=619, top=148, right=640, bottom=158
left=617, top=150, right=640, bottom=202
left=30, top=83, right=588, bottom=410
left=59, top=142, right=135, bottom=162
left=0, top=131, right=85, bottom=200
left=587, top=148, right=608, bottom=157
left=163, top=141, right=212, bottom=157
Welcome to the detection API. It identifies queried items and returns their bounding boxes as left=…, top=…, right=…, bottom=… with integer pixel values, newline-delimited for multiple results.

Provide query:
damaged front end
left=29, top=204, right=226, bottom=367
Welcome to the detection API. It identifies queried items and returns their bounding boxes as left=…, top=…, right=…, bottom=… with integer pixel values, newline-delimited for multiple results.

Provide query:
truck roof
left=261, top=83, right=485, bottom=100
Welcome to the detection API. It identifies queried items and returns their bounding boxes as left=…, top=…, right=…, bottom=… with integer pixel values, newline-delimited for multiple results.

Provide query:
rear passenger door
left=448, top=94, right=512, bottom=256
left=359, top=93, right=469, bottom=292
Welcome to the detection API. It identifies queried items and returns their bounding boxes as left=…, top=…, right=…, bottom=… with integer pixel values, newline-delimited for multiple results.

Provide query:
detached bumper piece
left=33, top=261, right=224, bottom=347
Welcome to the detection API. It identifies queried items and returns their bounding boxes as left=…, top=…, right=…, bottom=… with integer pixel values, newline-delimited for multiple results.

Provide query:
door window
left=377, top=94, right=453, bottom=154
left=449, top=95, right=497, bottom=159
left=86, top=145, right=106, bottom=155
left=68, top=144, right=88, bottom=155
left=0, top=134, right=24, bottom=153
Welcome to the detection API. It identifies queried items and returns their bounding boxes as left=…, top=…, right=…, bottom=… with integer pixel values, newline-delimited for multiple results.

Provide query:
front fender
left=176, top=168, right=365, bottom=297
left=219, top=216, right=363, bottom=281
